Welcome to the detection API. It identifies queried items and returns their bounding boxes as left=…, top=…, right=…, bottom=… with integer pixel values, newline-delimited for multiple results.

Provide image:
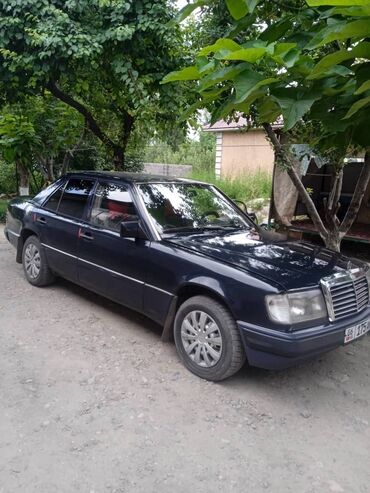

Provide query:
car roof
left=66, top=170, right=203, bottom=185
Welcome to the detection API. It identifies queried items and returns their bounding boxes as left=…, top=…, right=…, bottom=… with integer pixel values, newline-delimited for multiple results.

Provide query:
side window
left=90, top=182, right=138, bottom=232
left=43, top=187, right=63, bottom=212
left=58, top=178, right=94, bottom=219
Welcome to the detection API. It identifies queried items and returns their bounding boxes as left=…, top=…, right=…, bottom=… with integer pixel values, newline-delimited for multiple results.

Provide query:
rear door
left=76, top=180, right=149, bottom=311
left=37, top=177, right=95, bottom=282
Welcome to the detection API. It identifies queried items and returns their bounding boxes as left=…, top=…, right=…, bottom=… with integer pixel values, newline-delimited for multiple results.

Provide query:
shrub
left=0, top=199, right=8, bottom=223
left=190, top=169, right=272, bottom=203
left=0, top=160, right=17, bottom=195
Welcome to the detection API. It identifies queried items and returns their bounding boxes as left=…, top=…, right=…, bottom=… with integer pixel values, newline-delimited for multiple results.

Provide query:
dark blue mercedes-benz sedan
left=4, top=172, right=370, bottom=380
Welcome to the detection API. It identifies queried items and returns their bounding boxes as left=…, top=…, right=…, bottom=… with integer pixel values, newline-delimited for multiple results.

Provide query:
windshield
left=138, top=182, right=251, bottom=235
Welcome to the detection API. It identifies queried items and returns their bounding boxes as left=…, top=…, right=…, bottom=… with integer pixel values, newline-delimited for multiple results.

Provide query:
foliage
left=143, top=132, right=215, bottom=171
left=191, top=169, right=272, bottom=202
left=166, top=0, right=370, bottom=152
left=164, top=0, right=370, bottom=251
left=0, top=198, right=7, bottom=222
left=0, top=114, right=41, bottom=166
left=0, top=160, right=16, bottom=195
left=0, top=0, right=191, bottom=168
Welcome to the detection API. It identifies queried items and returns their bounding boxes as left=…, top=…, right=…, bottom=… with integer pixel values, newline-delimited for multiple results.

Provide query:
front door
left=77, top=180, right=149, bottom=311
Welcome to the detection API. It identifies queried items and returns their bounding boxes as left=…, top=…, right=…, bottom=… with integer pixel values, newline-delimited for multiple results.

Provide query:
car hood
left=167, top=230, right=363, bottom=290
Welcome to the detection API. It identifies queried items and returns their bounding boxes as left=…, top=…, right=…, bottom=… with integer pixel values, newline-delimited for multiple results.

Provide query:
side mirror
left=233, top=199, right=258, bottom=223
left=120, top=221, right=147, bottom=240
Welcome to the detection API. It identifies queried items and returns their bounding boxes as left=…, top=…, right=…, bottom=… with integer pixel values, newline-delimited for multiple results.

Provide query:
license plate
left=344, top=320, right=369, bottom=344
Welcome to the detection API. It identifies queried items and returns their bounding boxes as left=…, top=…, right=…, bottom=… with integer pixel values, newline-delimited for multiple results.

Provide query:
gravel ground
left=0, top=225, right=369, bottom=493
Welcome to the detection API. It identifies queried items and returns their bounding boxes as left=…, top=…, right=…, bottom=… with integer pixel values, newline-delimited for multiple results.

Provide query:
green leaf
left=260, top=18, right=292, bottom=43
left=246, top=0, right=260, bottom=13
left=307, top=0, right=370, bottom=5
left=234, top=70, right=278, bottom=103
left=355, top=80, right=370, bottom=94
left=330, top=6, right=370, bottom=15
left=226, top=0, right=248, bottom=20
left=343, top=95, right=370, bottom=119
left=319, top=19, right=370, bottom=47
left=161, top=66, right=200, bottom=83
left=222, top=47, right=266, bottom=62
left=199, top=38, right=241, bottom=56
left=257, top=98, right=281, bottom=123
left=210, top=96, right=237, bottom=124
left=272, top=43, right=299, bottom=67
left=307, top=42, right=370, bottom=79
left=199, top=63, right=248, bottom=90
left=176, top=0, right=211, bottom=22
left=272, top=89, right=320, bottom=130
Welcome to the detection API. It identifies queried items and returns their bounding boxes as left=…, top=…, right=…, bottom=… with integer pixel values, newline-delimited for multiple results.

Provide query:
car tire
left=22, top=235, right=55, bottom=287
left=174, top=295, right=246, bottom=381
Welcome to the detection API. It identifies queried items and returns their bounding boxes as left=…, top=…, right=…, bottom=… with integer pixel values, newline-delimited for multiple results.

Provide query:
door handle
left=37, top=216, right=46, bottom=224
left=79, top=229, right=94, bottom=241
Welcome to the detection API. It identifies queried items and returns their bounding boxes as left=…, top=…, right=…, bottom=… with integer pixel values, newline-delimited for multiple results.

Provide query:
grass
left=0, top=199, right=8, bottom=223
left=190, top=169, right=272, bottom=203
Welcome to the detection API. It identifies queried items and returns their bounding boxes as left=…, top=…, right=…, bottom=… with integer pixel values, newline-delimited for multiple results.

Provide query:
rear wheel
left=22, top=236, right=55, bottom=287
left=174, top=295, right=246, bottom=381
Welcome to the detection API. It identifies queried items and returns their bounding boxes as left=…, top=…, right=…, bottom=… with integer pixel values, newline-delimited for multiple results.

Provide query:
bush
left=0, top=160, right=17, bottom=194
left=0, top=199, right=8, bottom=223
left=190, top=169, right=272, bottom=203
left=143, top=132, right=216, bottom=172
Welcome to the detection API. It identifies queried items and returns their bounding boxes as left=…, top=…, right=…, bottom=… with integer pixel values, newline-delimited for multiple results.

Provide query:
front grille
left=321, top=269, right=369, bottom=322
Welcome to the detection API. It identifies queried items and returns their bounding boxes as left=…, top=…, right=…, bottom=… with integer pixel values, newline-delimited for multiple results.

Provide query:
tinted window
left=90, top=182, right=138, bottom=232
left=58, top=179, right=94, bottom=219
left=43, top=187, right=63, bottom=212
left=33, top=179, right=64, bottom=206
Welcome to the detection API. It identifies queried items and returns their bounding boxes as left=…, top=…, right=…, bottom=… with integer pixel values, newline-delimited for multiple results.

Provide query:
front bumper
left=238, top=306, right=370, bottom=370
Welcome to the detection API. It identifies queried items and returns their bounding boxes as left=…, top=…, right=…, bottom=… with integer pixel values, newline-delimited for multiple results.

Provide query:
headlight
left=266, top=289, right=328, bottom=325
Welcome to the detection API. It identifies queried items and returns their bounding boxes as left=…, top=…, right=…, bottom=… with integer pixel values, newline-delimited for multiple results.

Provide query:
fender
left=161, top=276, right=232, bottom=342
left=16, top=225, right=39, bottom=263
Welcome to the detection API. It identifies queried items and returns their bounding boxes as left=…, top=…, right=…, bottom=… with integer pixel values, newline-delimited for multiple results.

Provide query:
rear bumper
left=4, top=226, right=19, bottom=249
left=238, top=307, right=370, bottom=370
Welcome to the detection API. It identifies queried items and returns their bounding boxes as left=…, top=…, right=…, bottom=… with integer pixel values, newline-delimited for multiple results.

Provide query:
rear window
left=43, top=187, right=63, bottom=212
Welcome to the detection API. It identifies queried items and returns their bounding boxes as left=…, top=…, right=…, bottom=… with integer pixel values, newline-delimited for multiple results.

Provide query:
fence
left=143, top=163, right=192, bottom=178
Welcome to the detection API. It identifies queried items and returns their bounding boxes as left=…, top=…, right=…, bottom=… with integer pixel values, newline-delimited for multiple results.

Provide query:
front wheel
left=174, top=295, right=246, bottom=381
left=22, top=236, right=55, bottom=287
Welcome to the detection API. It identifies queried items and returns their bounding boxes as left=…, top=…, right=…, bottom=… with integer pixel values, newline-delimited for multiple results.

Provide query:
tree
left=164, top=0, right=370, bottom=251
left=0, top=114, right=41, bottom=195
left=0, top=0, right=189, bottom=169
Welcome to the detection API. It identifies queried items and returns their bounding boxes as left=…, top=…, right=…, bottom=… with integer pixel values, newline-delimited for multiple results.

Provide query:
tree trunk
left=17, top=162, right=30, bottom=196
left=46, top=80, right=129, bottom=170
left=263, top=123, right=329, bottom=242
left=324, top=233, right=342, bottom=253
left=264, top=123, right=370, bottom=253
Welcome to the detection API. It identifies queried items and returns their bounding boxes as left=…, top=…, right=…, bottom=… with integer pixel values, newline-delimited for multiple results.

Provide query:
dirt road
left=0, top=226, right=369, bottom=493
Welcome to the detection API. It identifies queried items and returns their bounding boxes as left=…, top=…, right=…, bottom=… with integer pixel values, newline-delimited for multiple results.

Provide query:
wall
left=143, top=163, right=192, bottom=178
left=220, top=129, right=274, bottom=178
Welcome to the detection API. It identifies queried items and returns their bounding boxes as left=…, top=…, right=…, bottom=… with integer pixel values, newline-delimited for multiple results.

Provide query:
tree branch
left=61, top=124, right=88, bottom=176
left=46, top=80, right=119, bottom=154
left=339, top=151, right=370, bottom=235
left=263, top=123, right=328, bottom=240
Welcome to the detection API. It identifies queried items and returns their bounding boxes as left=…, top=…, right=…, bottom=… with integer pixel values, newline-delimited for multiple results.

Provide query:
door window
left=90, top=182, right=138, bottom=232
left=57, top=178, right=94, bottom=219
left=43, top=187, right=63, bottom=212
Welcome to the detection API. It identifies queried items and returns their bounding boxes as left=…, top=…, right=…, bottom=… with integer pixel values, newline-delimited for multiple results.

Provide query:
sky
left=177, top=0, right=189, bottom=8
